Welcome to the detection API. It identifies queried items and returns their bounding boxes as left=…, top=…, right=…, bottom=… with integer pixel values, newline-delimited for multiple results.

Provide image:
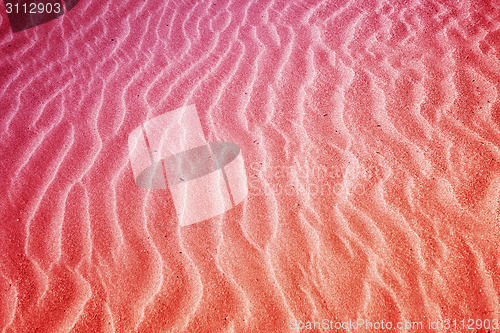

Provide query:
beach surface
left=1, top=0, right=500, bottom=331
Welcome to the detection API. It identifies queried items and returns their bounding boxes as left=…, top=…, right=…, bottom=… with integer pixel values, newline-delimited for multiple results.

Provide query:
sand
left=1, top=0, right=500, bottom=332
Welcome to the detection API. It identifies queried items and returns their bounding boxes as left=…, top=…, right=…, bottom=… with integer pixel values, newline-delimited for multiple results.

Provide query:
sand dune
left=1, top=0, right=500, bottom=332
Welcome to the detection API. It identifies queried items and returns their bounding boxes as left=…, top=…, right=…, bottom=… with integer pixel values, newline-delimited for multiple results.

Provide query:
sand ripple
left=1, top=0, right=500, bottom=331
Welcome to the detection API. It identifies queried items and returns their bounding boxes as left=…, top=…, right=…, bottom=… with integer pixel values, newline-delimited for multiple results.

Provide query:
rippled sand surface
left=1, top=0, right=500, bottom=332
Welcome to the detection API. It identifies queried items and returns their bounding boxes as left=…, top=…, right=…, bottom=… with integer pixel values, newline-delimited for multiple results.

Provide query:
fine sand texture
left=1, top=0, right=500, bottom=332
